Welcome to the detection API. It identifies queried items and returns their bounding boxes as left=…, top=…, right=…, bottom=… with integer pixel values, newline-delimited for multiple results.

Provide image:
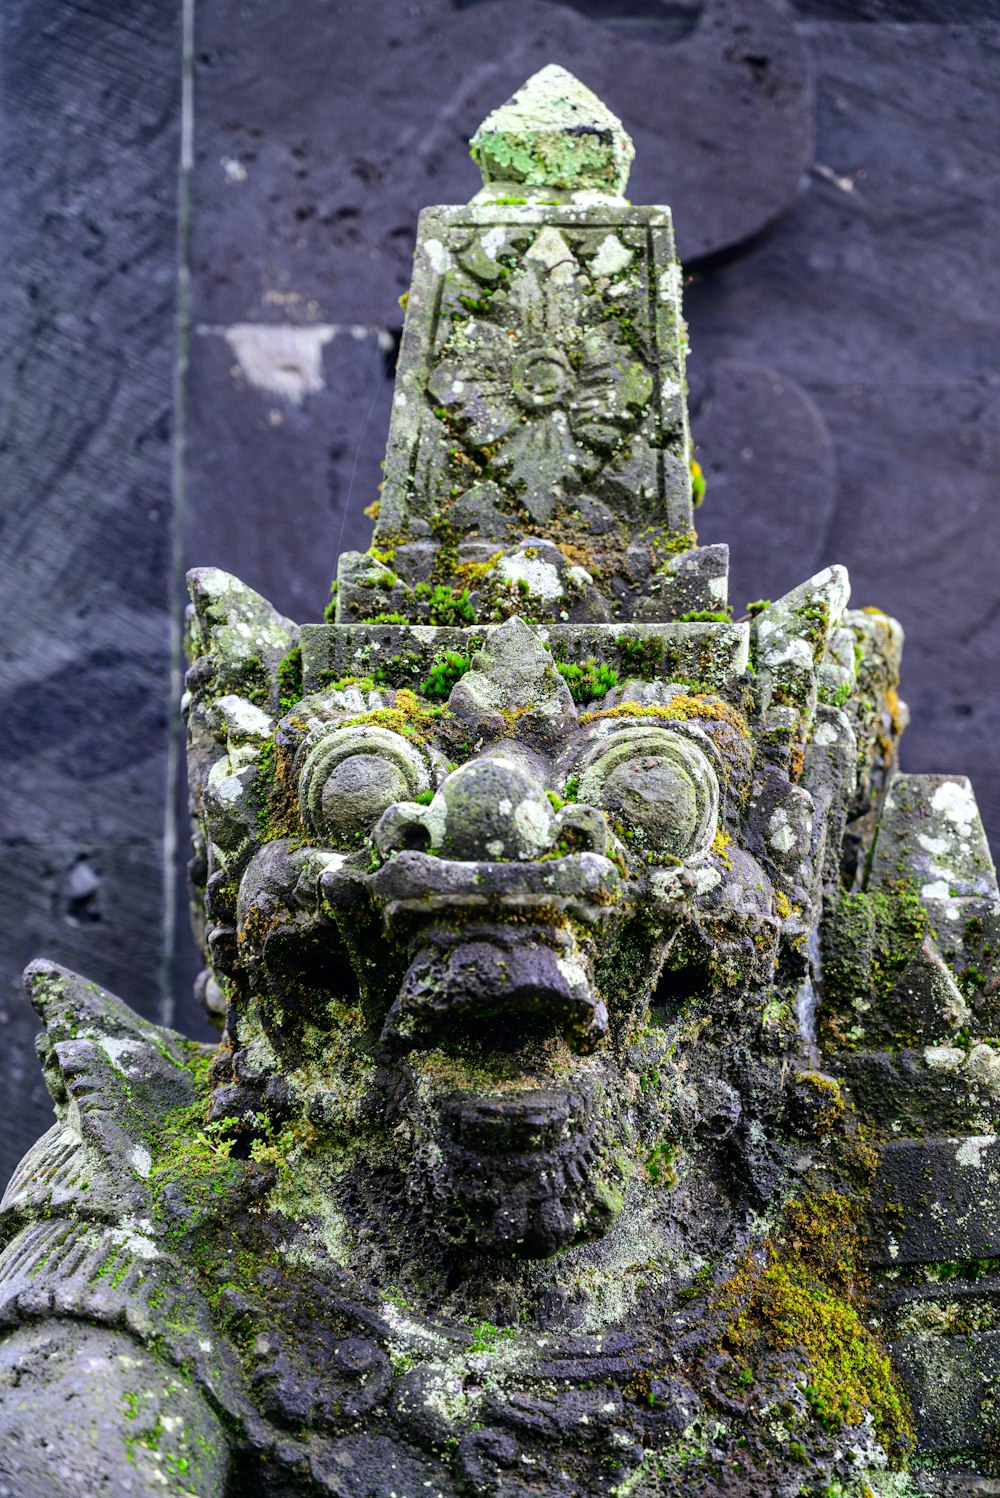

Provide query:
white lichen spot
left=497, top=553, right=563, bottom=601
left=216, top=694, right=274, bottom=741
left=129, top=1145, right=152, bottom=1180
left=555, top=956, right=588, bottom=994
left=955, top=1136, right=993, bottom=1169
left=658, top=264, right=681, bottom=304
left=591, top=234, right=632, bottom=278
left=380, top=1302, right=449, bottom=1351
left=650, top=866, right=685, bottom=901
left=921, top=879, right=953, bottom=903
left=480, top=226, right=506, bottom=260
left=513, top=797, right=551, bottom=855
left=923, top=1046, right=965, bottom=1072
left=931, top=778, right=978, bottom=835
left=423, top=238, right=452, bottom=275
left=108, top=1227, right=159, bottom=1261
left=768, top=807, right=796, bottom=855
left=918, top=833, right=951, bottom=858
left=98, top=1036, right=142, bottom=1072
left=690, top=865, right=722, bottom=896
left=766, top=637, right=814, bottom=671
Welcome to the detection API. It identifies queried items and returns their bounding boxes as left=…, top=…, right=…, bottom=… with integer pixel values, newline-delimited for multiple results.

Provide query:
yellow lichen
left=711, top=1191, right=913, bottom=1462
left=581, top=697, right=749, bottom=736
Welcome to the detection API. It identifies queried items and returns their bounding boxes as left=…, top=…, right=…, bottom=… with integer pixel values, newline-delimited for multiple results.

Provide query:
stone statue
left=3, top=65, right=999, bottom=1498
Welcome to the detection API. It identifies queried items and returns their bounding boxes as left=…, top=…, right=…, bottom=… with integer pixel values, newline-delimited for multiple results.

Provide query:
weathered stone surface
left=836, top=1045, right=1000, bottom=1137
left=868, top=1136, right=1000, bottom=1266
left=337, top=121, right=694, bottom=620
left=301, top=618, right=750, bottom=695
left=0, top=1319, right=230, bottom=1497
left=890, top=1330, right=1000, bottom=1462
left=7, top=25, right=1000, bottom=1495
left=471, top=63, right=635, bottom=195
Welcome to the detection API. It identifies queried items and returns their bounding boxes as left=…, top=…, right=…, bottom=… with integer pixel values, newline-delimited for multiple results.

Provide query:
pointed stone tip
left=470, top=64, right=634, bottom=196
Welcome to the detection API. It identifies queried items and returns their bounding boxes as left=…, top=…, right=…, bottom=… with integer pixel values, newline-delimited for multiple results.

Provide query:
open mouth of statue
left=378, top=922, right=608, bottom=1059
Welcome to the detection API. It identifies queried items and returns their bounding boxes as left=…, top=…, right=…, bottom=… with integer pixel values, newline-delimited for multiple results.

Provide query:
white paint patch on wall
left=209, top=322, right=394, bottom=405
left=223, top=324, right=337, bottom=403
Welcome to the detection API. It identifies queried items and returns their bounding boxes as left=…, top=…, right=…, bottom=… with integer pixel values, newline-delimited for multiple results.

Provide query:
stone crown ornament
left=2, top=66, right=999, bottom=1498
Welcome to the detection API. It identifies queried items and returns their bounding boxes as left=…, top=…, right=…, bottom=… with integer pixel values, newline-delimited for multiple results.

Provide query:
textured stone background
left=2, top=0, right=999, bottom=1180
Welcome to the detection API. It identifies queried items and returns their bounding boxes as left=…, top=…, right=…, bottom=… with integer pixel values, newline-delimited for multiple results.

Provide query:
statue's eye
left=577, top=729, right=718, bottom=860
left=299, top=726, right=431, bottom=848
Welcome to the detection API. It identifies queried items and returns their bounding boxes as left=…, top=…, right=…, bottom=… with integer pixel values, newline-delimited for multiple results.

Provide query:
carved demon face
left=191, top=608, right=804, bottom=1261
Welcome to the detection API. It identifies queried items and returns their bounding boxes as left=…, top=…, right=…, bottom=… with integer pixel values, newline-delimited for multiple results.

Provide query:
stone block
left=836, top=1045, right=1000, bottom=1137
left=300, top=620, right=750, bottom=696
left=868, top=1135, right=1000, bottom=1266
left=892, top=1330, right=1000, bottom=1459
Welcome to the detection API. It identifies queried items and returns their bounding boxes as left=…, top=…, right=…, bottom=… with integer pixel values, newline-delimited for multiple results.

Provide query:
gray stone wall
left=3, top=0, right=999, bottom=1182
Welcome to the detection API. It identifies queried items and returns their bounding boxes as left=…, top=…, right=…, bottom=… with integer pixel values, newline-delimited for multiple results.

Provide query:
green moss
left=251, top=736, right=301, bottom=844
left=644, top=1138, right=678, bottom=1187
left=421, top=650, right=473, bottom=700
left=468, top=1320, right=517, bottom=1353
left=681, top=608, right=732, bottom=624
left=820, top=880, right=929, bottom=1050
left=229, top=655, right=270, bottom=707
left=797, top=600, right=831, bottom=661
left=413, top=580, right=476, bottom=626
left=619, top=635, right=665, bottom=678
left=661, top=526, right=699, bottom=559
left=277, top=645, right=303, bottom=713
left=557, top=657, right=620, bottom=703
left=795, top=1071, right=846, bottom=1135
left=746, top=599, right=771, bottom=617
left=324, top=578, right=338, bottom=623
left=337, top=689, right=444, bottom=743
left=315, top=672, right=376, bottom=693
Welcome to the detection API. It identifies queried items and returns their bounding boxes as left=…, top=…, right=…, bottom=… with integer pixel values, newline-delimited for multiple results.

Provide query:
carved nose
left=439, top=758, right=552, bottom=862
left=374, top=756, right=607, bottom=863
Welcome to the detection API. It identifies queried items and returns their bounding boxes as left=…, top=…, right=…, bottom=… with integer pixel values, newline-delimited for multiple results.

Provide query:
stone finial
left=470, top=64, right=634, bottom=197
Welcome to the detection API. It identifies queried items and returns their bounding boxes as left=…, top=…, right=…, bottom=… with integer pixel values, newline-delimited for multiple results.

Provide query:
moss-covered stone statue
left=4, top=65, right=1000, bottom=1498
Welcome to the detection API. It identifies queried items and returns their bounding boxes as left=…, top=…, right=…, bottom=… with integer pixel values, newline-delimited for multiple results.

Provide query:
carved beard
left=387, top=1050, right=629, bottom=1260
left=376, top=922, right=630, bottom=1259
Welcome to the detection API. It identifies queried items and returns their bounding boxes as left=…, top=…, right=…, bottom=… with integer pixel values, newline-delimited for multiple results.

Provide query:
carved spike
left=470, top=64, right=634, bottom=196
